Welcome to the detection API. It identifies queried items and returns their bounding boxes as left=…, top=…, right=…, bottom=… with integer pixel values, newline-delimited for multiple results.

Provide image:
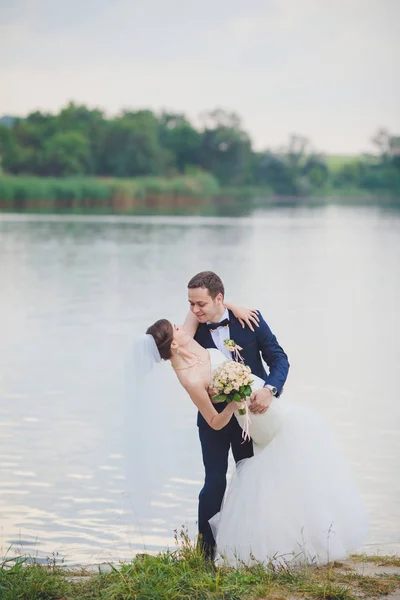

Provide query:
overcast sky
left=1, top=0, right=399, bottom=153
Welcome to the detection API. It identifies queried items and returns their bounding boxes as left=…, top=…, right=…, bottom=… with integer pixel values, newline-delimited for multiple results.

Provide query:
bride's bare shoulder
left=178, top=370, right=209, bottom=394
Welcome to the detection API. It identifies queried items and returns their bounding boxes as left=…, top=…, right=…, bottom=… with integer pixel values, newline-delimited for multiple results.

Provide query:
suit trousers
left=197, top=411, right=253, bottom=557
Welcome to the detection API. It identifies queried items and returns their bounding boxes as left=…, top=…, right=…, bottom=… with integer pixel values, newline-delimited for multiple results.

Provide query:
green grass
left=325, top=155, right=360, bottom=172
left=1, top=172, right=399, bottom=215
left=0, top=556, right=71, bottom=600
left=1, top=169, right=400, bottom=216
left=0, top=173, right=221, bottom=213
left=1, top=532, right=399, bottom=600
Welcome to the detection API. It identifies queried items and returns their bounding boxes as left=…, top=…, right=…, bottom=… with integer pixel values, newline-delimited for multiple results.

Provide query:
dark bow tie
left=206, top=318, right=230, bottom=331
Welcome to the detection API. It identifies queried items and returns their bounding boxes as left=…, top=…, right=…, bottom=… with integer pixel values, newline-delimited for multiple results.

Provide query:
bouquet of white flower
left=211, top=360, right=253, bottom=416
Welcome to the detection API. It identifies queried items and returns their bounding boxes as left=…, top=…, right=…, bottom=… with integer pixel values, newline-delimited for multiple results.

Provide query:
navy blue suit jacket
left=194, top=310, right=290, bottom=428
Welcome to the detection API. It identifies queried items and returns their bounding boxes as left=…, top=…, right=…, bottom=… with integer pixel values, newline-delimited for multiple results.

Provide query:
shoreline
left=2, top=552, right=400, bottom=599
left=0, top=174, right=399, bottom=216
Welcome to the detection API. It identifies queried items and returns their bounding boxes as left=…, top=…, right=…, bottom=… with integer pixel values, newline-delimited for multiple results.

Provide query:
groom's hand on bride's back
left=249, top=387, right=273, bottom=414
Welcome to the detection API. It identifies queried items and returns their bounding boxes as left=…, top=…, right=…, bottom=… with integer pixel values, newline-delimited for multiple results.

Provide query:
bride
left=132, top=311, right=367, bottom=567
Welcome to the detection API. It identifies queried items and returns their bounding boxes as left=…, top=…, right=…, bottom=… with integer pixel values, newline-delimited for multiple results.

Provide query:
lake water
left=0, top=206, right=399, bottom=565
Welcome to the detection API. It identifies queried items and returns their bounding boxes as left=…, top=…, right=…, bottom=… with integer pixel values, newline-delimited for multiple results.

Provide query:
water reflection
left=0, top=208, right=399, bottom=563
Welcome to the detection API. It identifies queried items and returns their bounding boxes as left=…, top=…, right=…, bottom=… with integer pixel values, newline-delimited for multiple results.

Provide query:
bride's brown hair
left=146, top=319, right=174, bottom=360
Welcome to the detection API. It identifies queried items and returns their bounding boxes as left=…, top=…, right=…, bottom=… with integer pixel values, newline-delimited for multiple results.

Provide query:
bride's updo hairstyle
left=146, top=319, right=174, bottom=360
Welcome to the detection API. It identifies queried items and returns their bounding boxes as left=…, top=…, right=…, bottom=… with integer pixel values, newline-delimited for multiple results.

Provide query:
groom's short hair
left=188, top=271, right=225, bottom=299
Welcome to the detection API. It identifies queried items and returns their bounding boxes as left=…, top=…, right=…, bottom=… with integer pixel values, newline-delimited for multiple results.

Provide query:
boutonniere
left=223, top=339, right=244, bottom=363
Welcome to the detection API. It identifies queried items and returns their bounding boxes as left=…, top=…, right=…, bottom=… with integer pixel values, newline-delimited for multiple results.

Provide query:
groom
left=188, top=271, right=290, bottom=559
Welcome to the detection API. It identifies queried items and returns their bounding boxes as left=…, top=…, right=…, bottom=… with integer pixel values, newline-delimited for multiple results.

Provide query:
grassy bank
left=0, top=175, right=399, bottom=216
left=1, top=535, right=400, bottom=600
left=0, top=173, right=221, bottom=214
left=325, top=155, right=361, bottom=172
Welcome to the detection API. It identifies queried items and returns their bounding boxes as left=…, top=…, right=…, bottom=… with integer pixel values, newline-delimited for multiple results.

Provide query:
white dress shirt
left=208, top=308, right=232, bottom=359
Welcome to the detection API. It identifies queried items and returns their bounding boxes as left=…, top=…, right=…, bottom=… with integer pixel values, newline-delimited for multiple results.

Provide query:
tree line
left=0, top=103, right=399, bottom=196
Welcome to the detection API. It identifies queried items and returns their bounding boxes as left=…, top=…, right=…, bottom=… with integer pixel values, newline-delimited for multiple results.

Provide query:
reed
left=0, top=173, right=221, bottom=214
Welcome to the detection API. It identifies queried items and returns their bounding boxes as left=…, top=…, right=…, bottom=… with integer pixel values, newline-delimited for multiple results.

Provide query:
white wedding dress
left=207, top=349, right=368, bottom=567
